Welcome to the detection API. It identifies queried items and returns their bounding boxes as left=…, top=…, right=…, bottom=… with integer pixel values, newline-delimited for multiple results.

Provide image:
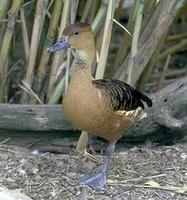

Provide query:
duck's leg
left=80, top=143, right=115, bottom=189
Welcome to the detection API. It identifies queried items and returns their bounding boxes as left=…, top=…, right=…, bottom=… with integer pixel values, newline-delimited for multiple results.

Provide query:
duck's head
left=48, top=22, right=94, bottom=53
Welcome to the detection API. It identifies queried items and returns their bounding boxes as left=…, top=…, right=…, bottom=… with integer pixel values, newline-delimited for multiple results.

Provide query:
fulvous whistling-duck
left=48, top=22, right=152, bottom=189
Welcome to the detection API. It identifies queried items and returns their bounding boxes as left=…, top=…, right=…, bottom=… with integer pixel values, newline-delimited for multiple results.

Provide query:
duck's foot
left=80, top=168, right=107, bottom=189
left=80, top=143, right=115, bottom=190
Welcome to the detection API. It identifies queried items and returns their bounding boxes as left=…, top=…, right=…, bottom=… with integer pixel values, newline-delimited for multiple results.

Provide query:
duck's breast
left=62, top=75, right=110, bottom=131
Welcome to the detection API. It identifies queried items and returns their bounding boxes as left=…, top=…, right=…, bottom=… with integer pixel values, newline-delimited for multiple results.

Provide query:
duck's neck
left=72, top=41, right=95, bottom=76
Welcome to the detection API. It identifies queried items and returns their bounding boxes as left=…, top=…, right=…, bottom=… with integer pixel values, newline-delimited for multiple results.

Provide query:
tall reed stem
left=47, top=0, right=71, bottom=102
left=0, top=0, right=11, bottom=48
left=22, top=0, right=48, bottom=103
left=95, top=0, right=117, bottom=79
left=0, top=0, right=22, bottom=102
left=127, top=0, right=144, bottom=85
left=35, top=0, right=63, bottom=101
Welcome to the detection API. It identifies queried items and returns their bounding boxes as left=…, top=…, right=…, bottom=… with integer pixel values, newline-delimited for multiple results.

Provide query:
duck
left=48, top=22, right=152, bottom=189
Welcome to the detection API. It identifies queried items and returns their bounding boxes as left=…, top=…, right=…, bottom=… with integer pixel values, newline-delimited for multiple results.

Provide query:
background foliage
left=0, top=0, right=186, bottom=104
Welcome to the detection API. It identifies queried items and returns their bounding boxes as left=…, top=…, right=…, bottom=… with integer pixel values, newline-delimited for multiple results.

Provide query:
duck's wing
left=93, top=79, right=152, bottom=111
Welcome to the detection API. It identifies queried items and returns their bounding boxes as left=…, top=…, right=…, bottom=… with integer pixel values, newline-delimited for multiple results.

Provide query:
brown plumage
left=48, top=22, right=152, bottom=189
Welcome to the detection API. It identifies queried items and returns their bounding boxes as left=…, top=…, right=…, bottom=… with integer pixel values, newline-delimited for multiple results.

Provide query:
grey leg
left=80, top=143, right=115, bottom=189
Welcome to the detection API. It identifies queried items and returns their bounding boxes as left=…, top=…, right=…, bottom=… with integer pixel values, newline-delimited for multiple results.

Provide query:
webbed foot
left=80, top=167, right=107, bottom=189
left=80, top=143, right=115, bottom=190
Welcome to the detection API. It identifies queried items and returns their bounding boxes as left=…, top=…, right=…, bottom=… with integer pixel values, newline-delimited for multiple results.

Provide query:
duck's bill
left=47, top=36, right=70, bottom=52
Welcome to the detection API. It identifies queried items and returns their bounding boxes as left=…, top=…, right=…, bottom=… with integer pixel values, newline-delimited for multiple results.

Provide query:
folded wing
left=93, top=79, right=152, bottom=111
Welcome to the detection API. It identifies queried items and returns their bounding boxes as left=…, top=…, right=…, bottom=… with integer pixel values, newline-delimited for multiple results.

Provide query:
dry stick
left=76, top=0, right=117, bottom=152
left=157, top=55, right=171, bottom=90
left=127, top=0, right=144, bottom=85
left=167, top=32, right=187, bottom=41
left=164, top=78, right=186, bottom=85
left=107, top=182, right=187, bottom=195
left=47, top=0, right=71, bottom=102
left=158, top=38, right=187, bottom=61
left=22, top=0, right=35, bottom=8
left=146, top=79, right=179, bottom=89
left=167, top=68, right=187, bottom=77
left=83, top=149, right=103, bottom=164
left=0, top=137, right=11, bottom=144
left=19, top=80, right=43, bottom=104
left=47, top=0, right=54, bottom=10
left=0, top=0, right=22, bottom=103
left=113, top=19, right=132, bottom=36
left=111, top=173, right=166, bottom=183
left=151, top=68, right=187, bottom=79
left=20, top=7, right=30, bottom=61
left=22, top=0, right=48, bottom=103
left=35, top=0, right=63, bottom=102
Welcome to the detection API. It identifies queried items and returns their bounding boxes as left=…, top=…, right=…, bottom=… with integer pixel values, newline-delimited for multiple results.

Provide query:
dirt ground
left=0, top=142, right=187, bottom=200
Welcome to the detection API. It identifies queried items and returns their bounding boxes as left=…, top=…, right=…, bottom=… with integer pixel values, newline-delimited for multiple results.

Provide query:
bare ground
left=0, top=143, right=187, bottom=200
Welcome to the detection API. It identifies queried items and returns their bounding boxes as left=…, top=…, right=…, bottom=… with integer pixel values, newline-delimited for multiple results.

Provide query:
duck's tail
left=135, top=90, right=153, bottom=108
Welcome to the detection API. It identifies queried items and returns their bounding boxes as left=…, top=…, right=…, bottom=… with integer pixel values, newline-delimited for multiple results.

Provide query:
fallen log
left=0, top=104, right=74, bottom=131
left=0, top=77, right=186, bottom=144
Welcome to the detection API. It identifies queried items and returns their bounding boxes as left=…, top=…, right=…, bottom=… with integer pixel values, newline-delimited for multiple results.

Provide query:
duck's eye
left=74, top=32, right=79, bottom=36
